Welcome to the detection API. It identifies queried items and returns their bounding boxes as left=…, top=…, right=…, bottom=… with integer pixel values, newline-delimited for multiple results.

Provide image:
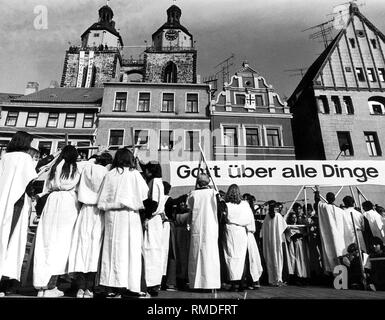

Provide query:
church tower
left=60, top=3, right=123, bottom=88
left=144, top=5, right=197, bottom=83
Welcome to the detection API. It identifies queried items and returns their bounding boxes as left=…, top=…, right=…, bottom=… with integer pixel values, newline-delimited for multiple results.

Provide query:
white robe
left=33, top=160, right=81, bottom=287
left=261, top=213, right=287, bottom=284
left=187, top=188, right=220, bottom=289
left=318, top=203, right=346, bottom=273
left=343, top=208, right=367, bottom=253
left=223, top=201, right=253, bottom=281
left=286, top=226, right=310, bottom=278
left=364, top=209, right=385, bottom=243
left=161, top=220, right=171, bottom=276
left=0, top=152, right=37, bottom=281
left=97, top=168, right=148, bottom=293
left=245, top=214, right=263, bottom=282
left=68, top=162, right=108, bottom=274
left=143, top=178, right=166, bottom=287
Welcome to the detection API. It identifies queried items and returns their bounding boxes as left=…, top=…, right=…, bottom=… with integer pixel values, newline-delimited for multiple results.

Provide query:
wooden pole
left=198, top=143, right=218, bottom=192
left=65, top=133, right=69, bottom=146
left=349, top=186, right=358, bottom=207
left=284, top=186, right=305, bottom=220
left=350, top=210, right=367, bottom=290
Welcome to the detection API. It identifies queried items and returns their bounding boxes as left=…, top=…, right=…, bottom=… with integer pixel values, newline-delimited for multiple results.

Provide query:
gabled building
left=0, top=87, right=103, bottom=158
left=289, top=3, right=385, bottom=160
left=211, top=62, right=295, bottom=160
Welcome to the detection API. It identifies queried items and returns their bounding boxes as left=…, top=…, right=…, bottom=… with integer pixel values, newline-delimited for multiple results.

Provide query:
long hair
left=111, top=148, right=135, bottom=174
left=145, top=162, right=162, bottom=179
left=49, top=145, right=78, bottom=181
left=268, top=200, right=277, bottom=219
left=6, top=131, right=33, bottom=153
left=224, top=184, right=242, bottom=205
left=95, top=152, right=113, bottom=167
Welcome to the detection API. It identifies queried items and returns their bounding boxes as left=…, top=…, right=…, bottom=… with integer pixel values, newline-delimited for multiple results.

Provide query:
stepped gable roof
left=12, top=88, right=104, bottom=104
left=288, top=3, right=385, bottom=105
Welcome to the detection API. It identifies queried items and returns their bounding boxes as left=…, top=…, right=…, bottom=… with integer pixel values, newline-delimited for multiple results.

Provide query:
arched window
left=163, top=62, right=178, bottom=83
left=368, top=96, right=385, bottom=115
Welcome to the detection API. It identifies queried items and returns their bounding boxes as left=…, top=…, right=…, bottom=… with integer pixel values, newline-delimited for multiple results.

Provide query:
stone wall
left=144, top=51, right=196, bottom=83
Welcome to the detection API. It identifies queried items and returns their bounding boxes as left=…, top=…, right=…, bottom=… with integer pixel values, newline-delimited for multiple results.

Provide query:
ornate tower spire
left=167, top=4, right=182, bottom=25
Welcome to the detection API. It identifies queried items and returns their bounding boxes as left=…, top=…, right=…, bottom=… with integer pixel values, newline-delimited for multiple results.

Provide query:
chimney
left=25, top=82, right=39, bottom=95
left=49, top=80, right=59, bottom=88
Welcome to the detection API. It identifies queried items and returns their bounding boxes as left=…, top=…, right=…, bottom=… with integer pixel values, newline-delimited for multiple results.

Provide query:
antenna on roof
left=303, top=20, right=334, bottom=48
left=284, top=67, right=308, bottom=78
left=215, top=54, right=235, bottom=87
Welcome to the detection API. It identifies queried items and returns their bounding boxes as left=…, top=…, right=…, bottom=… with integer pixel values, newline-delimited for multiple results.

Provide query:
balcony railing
left=146, top=45, right=195, bottom=52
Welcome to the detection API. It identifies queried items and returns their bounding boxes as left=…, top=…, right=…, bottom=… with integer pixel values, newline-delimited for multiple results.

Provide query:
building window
left=349, top=38, right=356, bottom=48
left=38, top=141, right=52, bottom=157
left=368, top=98, right=385, bottom=115
left=65, top=113, right=76, bottom=128
left=266, top=128, right=281, bottom=147
left=245, top=128, right=260, bottom=146
left=186, top=93, right=198, bottom=113
left=47, top=113, right=59, bottom=128
left=26, top=112, right=38, bottom=127
left=343, top=96, right=354, bottom=114
left=378, top=68, right=385, bottom=82
left=83, top=113, right=94, bottom=128
left=162, top=93, right=174, bottom=112
left=159, top=130, right=174, bottom=150
left=163, top=62, right=177, bottom=83
left=345, top=66, right=352, bottom=72
left=138, top=92, right=150, bottom=112
left=57, top=141, right=67, bottom=152
left=255, top=95, right=264, bottom=106
left=337, top=131, right=353, bottom=156
left=331, top=96, right=342, bottom=114
left=134, top=129, right=149, bottom=148
left=5, top=111, right=18, bottom=126
left=94, top=33, right=100, bottom=37
left=185, top=131, right=200, bottom=151
left=356, top=67, right=366, bottom=82
left=114, top=92, right=127, bottom=112
left=317, top=95, right=330, bottom=114
left=77, top=141, right=91, bottom=159
left=356, top=30, right=365, bottom=38
left=235, top=94, right=245, bottom=105
left=371, top=39, right=377, bottom=49
left=365, top=132, right=381, bottom=157
left=223, top=127, right=238, bottom=147
left=109, top=130, right=124, bottom=146
left=367, top=68, right=376, bottom=82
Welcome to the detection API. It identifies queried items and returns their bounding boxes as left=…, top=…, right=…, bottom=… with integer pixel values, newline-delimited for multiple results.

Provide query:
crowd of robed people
left=1, top=131, right=385, bottom=297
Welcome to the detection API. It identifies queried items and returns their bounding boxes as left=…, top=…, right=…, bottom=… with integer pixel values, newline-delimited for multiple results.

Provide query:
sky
left=1, top=0, right=385, bottom=98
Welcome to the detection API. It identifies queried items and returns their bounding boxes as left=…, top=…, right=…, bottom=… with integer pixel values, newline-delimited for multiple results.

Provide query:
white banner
left=169, top=161, right=385, bottom=187
left=76, top=50, right=86, bottom=88
left=84, top=50, right=94, bottom=88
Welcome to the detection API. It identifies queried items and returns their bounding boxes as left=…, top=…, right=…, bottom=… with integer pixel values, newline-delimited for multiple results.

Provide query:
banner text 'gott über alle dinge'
left=169, top=161, right=385, bottom=187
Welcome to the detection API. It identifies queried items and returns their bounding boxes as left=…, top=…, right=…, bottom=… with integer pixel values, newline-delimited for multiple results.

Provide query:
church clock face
left=165, top=29, right=178, bottom=41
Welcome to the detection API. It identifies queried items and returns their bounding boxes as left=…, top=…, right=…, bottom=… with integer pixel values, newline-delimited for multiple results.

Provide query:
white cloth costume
left=187, top=188, right=221, bottom=289
left=285, top=226, right=310, bottom=278
left=245, top=210, right=263, bottom=282
left=97, top=168, right=148, bottom=293
left=143, top=177, right=166, bottom=287
left=0, top=152, right=37, bottom=281
left=33, top=160, right=80, bottom=287
left=68, top=161, right=108, bottom=273
left=223, top=201, right=253, bottom=281
left=364, top=209, right=385, bottom=243
left=343, top=208, right=367, bottom=253
left=318, top=202, right=346, bottom=273
left=261, top=213, right=287, bottom=284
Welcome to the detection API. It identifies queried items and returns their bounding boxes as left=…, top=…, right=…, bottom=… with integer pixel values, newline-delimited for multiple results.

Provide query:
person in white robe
left=187, top=173, right=221, bottom=290
left=285, top=212, right=310, bottom=282
left=68, top=152, right=112, bottom=298
left=261, top=201, right=288, bottom=286
left=0, top=132, right=37, bottom=296
left=33, top=145, right=81, bottom=297
left=142, top=162, right=166, bottom=296
left=97, top=148, right=148, bottom=296
left=362, top=201, right=385, bottom=244
left=315, top=191, right=346, bottom=275
left=222, top=185, right=251, bottom=291
left=342, top=196, right=367, bottom=253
